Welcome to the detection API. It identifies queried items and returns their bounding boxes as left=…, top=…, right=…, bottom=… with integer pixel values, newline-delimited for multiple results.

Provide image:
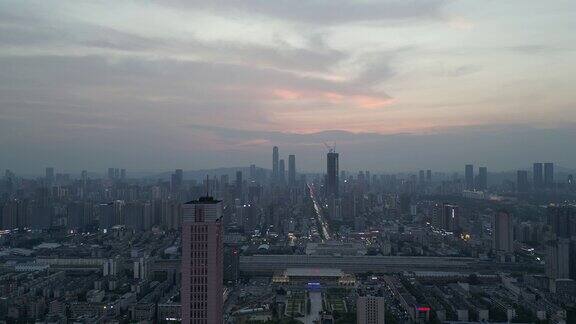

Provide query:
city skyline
left=2, top=144, right=575, bottom=322
left=2, top=1, right=576, bottom=323
left=3, top=156, right=573, bottom=178
left=4, top=157, right=572, bottom=179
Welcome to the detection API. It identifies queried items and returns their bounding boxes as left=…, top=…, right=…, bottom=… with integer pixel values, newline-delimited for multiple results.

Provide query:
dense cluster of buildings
left=0, top=147, right=575, bottom=323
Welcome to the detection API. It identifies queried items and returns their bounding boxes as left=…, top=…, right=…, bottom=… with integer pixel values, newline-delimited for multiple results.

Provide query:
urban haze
left=1, top=1, right=576, bottom=324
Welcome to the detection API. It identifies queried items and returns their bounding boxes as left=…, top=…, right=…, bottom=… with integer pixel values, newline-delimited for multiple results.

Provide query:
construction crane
left=323, top=142, right=336, bottom=153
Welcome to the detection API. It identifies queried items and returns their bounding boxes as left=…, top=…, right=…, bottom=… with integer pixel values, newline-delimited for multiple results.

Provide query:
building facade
left=493, top=210, right=513, bottom=253
left=357, top=296, right=385, bottom=324
left=181, top=197, right=223, bottom=323
left=326, top=152, right=339, bottom=198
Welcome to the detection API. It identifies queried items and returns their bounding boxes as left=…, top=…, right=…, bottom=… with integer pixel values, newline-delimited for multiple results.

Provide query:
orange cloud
left=323, top=92, right=345, bottom=103
left=273, top=89, right=302, bottom=100
left=272, top=88, right=394, bottom=109
left=353, top=96, right=396, bottom=109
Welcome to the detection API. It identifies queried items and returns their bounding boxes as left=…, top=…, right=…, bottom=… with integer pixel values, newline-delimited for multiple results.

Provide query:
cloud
left=1, top=0, right=575, bottom=172
left=508, top=44, right=574, bottom=55
left=161, top=0, right=449, bottom=25
left=0, top=52, right=393, bottom=137
left=445, top=64, right=482, bottom=77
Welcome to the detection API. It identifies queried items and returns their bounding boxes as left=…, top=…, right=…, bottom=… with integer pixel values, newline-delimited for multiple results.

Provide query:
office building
left=98, top=201, right=124, bottom=230
left=465, top=164, right=474, bottom=190
left=272, top=146, right=279, bottom=181
left=442, top=204, right=460, bottom=233
left=288, top=154, right=296, bottom=186
left=108, top=168, right=115, bottom=180
left=492, top=210, right=513, bottom=253
left=224, top=245, right=240, bottom=283
left=236, top=171, right=243, bottom=198
left=279, top=159, right=286, bottom=184
left=181, top=196, right=223, bottom=324
left=0, top=200, right=29, bottom=230
left=544, top=162, right=554, bottom=188
left=546, top=239, right=571, bottom=280
left=326, top=151, right=339, bottom=197
left=547, top=205, right=576, bottom=239
left=67, top=201, right=92, bottom=230
left=357, top=296, right=385, bottom=324
left=546, top=205, right=576, bottom=281
left=426, top=169, right=432, bottom=183
left=171, top=169, right=183, bottom=192
left=533, top=163, right=543, bottom=189
left=125, top=202, right=153, bottom=231
left=477, top=167, right=487, bottom=190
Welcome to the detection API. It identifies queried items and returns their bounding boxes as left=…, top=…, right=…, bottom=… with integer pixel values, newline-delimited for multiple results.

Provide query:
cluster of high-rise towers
left=464, top=164, right=488, bottom=191
left=465, top=162, right=556, bottom=192
left=271, top=146, right=297, bottom=187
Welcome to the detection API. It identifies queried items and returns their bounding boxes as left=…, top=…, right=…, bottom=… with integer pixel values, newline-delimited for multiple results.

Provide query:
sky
left=1, top=0, right=575, bottom=174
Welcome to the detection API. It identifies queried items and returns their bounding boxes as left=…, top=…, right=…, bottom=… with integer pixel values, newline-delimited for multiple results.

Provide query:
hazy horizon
left=5, top=122, right=576, bottom=175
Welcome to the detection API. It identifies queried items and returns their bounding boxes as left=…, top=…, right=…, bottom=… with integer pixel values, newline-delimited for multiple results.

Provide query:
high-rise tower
left=492, top=210, right=513, bottom=253
left=236, top=171, right=243, bottom=198
left=465, top=164, right=474, bottom=190
left=441, top=204, right=460, bottom=232
left=171, top=169, right=183, bottom=192
left=272, top=146, right=279, bottom=181
left=288, top=154, right=296, bottom=186
left=533, top=163, right=543, bottom=189
left=357, top=296, right=385, bottom=324
left=544, top=162, right=554, bottom=188
left=181, top=196, right=223, bottom=323
left=478, top=167, right=488, bottom=190
left=326, top=151, right=339, bottom=197
left=279, top=159, right=286, bottom=184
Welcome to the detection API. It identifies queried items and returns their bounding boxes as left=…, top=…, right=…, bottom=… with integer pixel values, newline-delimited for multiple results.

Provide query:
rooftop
left=284, top=268, right=344, bottom=278
left=185, top=196, right=221, bottom=204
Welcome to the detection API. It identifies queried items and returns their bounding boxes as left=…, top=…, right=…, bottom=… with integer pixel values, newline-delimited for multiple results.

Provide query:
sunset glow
left=1, top=0, right=575, bottom=171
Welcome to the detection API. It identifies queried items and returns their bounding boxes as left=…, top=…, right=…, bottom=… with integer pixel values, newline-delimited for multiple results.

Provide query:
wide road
left=308, top=183, right=331, bottom=241
left=303, top=291, right=322, bottom=324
